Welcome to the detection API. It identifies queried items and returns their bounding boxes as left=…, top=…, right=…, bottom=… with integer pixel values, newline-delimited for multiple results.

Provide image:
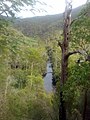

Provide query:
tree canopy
left=0, top=1, right=90, bottom=120
left=0, top=0, right=36, bottom=17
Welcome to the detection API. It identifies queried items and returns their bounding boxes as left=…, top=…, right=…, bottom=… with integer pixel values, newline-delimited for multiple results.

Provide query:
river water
left=44, top=61, right=53, bottom=93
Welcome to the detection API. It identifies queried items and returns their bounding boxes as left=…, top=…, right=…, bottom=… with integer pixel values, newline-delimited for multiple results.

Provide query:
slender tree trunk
left=83, top=89, right=88, bottom=120
left=59, top=21, right=69, bottom=120
left=5, top=76, right=11, bottom=99
left=59, top=91, right=67, bottom=120
left=59, top=1, right=72, bottom=120
left=31, top=62, right=33, bottom=76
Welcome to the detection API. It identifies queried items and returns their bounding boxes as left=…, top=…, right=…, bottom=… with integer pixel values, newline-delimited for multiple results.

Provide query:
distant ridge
left=14, top=5, right=84, bottom=40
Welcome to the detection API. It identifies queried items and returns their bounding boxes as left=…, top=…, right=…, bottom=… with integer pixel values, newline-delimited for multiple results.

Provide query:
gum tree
left=58, top=1, right=90, bottom=120
left=58, top=1, right=72, bottom=119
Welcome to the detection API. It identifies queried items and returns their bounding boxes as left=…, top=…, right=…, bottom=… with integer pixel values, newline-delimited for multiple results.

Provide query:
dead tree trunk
left=58, top=1, right=72, bottom=120
left=83, top=89, right=88, bottom=120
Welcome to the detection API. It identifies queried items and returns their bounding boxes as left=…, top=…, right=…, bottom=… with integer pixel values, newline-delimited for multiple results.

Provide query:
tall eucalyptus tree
left=58, top=0, right=90, bottom=120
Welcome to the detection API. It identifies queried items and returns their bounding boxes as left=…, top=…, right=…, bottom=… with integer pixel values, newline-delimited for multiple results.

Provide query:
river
left=44, top=61, right=54, bottom=93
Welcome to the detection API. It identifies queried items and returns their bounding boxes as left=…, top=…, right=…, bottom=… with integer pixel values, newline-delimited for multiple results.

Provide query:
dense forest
left=0, top=0, right=90, bottom=120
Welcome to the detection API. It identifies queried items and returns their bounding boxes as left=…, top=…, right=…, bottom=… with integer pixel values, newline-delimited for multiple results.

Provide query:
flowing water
left=44, top=61, right=53, bottom=93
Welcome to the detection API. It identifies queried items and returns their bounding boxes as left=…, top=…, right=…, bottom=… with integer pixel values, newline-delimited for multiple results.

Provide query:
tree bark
left=59, top=18, right=69, bottom=120
left=83, top=89, right=88, bottom=120
left=59, top=1, right=72, bottom=120
left=59, top=91, right=67, bottom=120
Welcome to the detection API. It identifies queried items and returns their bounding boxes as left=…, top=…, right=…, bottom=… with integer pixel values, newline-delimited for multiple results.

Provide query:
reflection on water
left=44, top=61, right=53, bottom=93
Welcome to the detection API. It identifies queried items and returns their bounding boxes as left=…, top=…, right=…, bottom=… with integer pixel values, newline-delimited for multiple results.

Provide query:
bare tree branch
left=70, top=12, right=87, bottom=26
left=86, top=55, right=90, bottom=61
left=65, top=50, right=82, bottom=58
left=58, top=41, right=63, bottom=51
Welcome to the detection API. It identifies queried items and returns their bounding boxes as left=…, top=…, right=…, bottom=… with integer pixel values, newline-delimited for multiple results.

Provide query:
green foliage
left=0, top=18, right=54, bottom=120
left=0, top=2, right=90, bottom=120
left=47, top=41, right=61, bottom=79
left=0, top=0, right=36, bottom=17
left=71, top=3, right=90, bottom=55
left=45, top=3, right=90, bottom=120
left=62, top=58, right=90, bottom=119
left=7, top=87, right=53, bottom=120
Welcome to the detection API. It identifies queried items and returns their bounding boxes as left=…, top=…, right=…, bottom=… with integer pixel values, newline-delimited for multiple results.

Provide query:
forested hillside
left=14, top=5, right=83, bottom=41
left=0, top=1, right=90, bottom=120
